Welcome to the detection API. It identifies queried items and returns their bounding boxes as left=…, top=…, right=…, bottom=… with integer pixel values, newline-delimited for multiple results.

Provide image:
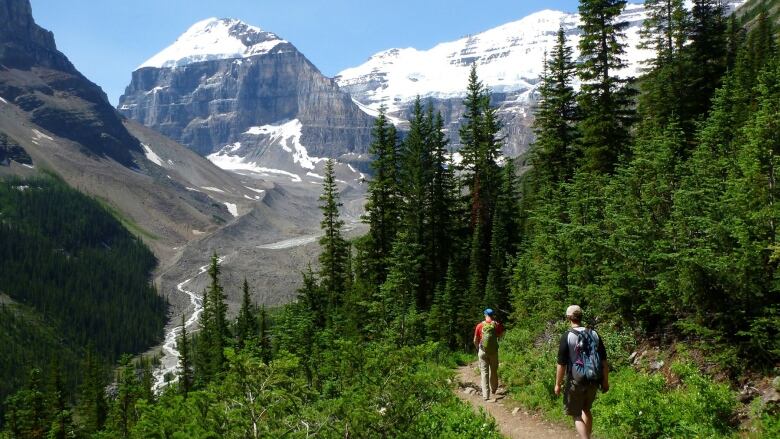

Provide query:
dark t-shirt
left=557, top=327, right=607, bottom=374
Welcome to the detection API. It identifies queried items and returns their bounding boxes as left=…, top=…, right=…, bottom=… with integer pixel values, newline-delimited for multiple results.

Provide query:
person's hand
left=601, top=382, right=609, bottom=393
left=554, top=383, right=561, bottom=396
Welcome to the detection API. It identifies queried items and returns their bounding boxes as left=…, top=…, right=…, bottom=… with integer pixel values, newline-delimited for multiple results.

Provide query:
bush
left=499, top=320, right=740, bottom=438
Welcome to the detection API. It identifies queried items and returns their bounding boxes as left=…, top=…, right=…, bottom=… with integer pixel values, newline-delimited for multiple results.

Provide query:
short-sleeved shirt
left=474, top=319, right=505, bottom=346
left=557, top=327, right=607, bottom=378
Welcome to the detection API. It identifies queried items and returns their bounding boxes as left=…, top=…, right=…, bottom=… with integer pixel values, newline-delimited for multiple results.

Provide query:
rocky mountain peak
left=138, top=17, right=291, bottom=69
left=0, top=0, right=55, bottom=49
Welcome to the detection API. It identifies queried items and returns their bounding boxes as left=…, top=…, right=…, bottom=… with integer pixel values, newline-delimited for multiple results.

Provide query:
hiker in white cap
left=554, top=305, right=609, bottom=439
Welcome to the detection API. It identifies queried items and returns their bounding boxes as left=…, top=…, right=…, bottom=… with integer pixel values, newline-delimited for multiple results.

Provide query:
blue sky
left=31, top=0, right=581, bottom=105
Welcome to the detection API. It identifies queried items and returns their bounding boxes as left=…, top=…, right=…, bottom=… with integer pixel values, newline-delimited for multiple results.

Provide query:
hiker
left=473, top=308, right=505, bottom=401
left=554, top=305, right=609, bottom=439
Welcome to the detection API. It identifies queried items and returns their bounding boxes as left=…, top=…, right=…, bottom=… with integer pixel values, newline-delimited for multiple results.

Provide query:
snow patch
left=32, top=129, right=53, bottom=142
left=201, top=186, right=225, bottom=193
left=138, top=18, right=288, bottom=69
left=306, top=171, right=324, bottom=179
left=243, top=119, right=323, bottom=170
left=207, top=151, right=303, bottom=182
left=224, top=202, right=238, bottom=217
left=244, top=186, right=265, bottom=194
left=142, top=143, right=164, bottom=167
left=22, top=164, right=35, bottom=169
left=0, top=96, right=7, bottom=104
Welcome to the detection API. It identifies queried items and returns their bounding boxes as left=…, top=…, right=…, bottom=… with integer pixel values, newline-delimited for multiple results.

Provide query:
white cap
left=565, top=305, right=583, bottom=318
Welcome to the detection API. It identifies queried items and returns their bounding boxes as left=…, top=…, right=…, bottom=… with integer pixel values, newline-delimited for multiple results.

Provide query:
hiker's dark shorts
left=564, top=380, right=598, bottom=417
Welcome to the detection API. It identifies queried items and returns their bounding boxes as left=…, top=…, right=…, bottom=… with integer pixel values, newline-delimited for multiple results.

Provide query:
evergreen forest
left=2, top=0, right=780, bottom=437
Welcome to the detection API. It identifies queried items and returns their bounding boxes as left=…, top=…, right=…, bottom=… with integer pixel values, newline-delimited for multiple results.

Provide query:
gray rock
left=650, top=360, right=665, bottom=371
left=119, top=25, right=374, bottom=170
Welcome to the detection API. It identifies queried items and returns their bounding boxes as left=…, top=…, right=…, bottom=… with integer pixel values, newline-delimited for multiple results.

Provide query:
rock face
left=118, top=18, right=375, bottom=178
left=0, top=0, right=142, bottom=167
left=337, top=1, right=747, bottom=157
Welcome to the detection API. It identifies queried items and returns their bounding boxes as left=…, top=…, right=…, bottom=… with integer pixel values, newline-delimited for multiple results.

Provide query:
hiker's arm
left=473, top=325, right=480, bottom=349
left=555, top=333, right=568, bottom=396
left=555, top=364, right=565, bottom=396
left=598, top=336, right=609, bottom=392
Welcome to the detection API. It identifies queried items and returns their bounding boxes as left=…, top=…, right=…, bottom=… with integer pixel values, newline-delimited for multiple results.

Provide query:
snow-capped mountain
left=119, top=18, right=373, bottom=186
left=337, top=1, right=747, bottom=157
left=138, top=18, right=290, bottom=69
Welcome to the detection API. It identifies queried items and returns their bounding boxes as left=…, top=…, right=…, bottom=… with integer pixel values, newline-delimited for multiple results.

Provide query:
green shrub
left=596, top=362, right=737, bottom=438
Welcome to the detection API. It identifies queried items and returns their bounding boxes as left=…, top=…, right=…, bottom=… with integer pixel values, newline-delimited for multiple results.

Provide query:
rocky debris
left=650, top=360, right=665, bottom=372
left=739, top=384, right=760, bottom=403
left=512, top=407, right=520, bottom=416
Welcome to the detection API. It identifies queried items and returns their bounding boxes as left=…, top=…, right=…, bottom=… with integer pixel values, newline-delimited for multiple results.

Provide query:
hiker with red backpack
left=554, top=305, right=609, bottom=439
left=473, top=308, right=505, bottom=401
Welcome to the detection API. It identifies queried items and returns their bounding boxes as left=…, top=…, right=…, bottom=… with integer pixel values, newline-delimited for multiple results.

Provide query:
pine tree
left=577, top=0, right=636, bottom=173
left=235, top=278, right=258, bottom=350
left=484, top=160, right=519, bottom=317
left=363, top=106, right=401, bottom=285
left=77, top=348, right=107, bottom=433
left=378, top=230, right=423, bottom=345
left=683, top=0, right=727, bottom=121
left=459, top=65, right=502, bottom=228
left=639, top=0, right=689, bottom=68
left=428, top=110, right=457, bottom=290
left=318, top=159, right=350, bottom=324
left=106, top=355, right=139, bottom=439
left=257, top=304, right=272, bottom=364
left=196, top=253, right=228, bottom=384
left=637, top=0, right=690, bottom=131
left=532, top=28, right=578, bottom=184
left=176, top=315, right=193, bottom=398
left=398, top=97, right=436, bottom=309
left=3, top=369, right=49, bottom=439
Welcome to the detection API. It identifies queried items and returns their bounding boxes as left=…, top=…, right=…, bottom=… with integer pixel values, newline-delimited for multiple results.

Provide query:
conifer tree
left=399, top=97, right=436, bottom=308
left=684, top=0, right=727, bottom=120
left=532, top=28, right=578, bottom=184
left=106, top=355, right=139, bottom=438
left=363, top=106, right=401, bottom=285
left=637, top=0, right=690, bottom=130
left=428, top=110, right=457, bottom=289
left=484, top=160, right=519, bottom=316
left=257, top=304, right=272, bottom=364
left=318, top=159, right=350, bottom=323
left=577, top=0, right=636, bottom=173
left=235, top=278, right=257, bottom=350
left=196, top=253, right=228, bottom=383
left=379, top=230, right=423, bottom=345
left=176, top=315, right=193, bottom=398
left=77, top=348, right=107, bottom=433
left=459, top=65, right=502, bottom=227
left=3, top=369, right=48, bottom=439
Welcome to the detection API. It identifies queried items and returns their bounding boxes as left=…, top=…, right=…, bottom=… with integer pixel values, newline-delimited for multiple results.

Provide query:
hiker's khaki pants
left=478, top=348, right=499, bottom=399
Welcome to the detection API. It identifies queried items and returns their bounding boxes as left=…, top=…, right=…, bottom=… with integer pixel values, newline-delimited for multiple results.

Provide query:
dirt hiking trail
left=456, top=363, right=578, bottom=439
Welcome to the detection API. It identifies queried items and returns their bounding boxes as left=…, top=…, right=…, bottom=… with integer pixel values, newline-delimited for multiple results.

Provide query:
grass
left=497, top=322, right=757, bottom=438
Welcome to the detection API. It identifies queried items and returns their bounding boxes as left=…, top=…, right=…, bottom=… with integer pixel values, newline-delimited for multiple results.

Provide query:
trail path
left=455, top=363, right=577, bottom=439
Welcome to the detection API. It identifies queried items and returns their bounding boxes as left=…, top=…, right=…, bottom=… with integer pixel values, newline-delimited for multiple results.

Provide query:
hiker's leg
left=478, top=350, right=490, bottom=399
left=582, top=408, right=593, bottom=437
left=573, top=415, right=590, bottom=439
left=489, top=353, right=499, bottom=394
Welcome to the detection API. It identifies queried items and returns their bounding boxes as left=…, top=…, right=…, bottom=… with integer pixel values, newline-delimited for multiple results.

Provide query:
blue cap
left=484, top=308, right=495, bottom=316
